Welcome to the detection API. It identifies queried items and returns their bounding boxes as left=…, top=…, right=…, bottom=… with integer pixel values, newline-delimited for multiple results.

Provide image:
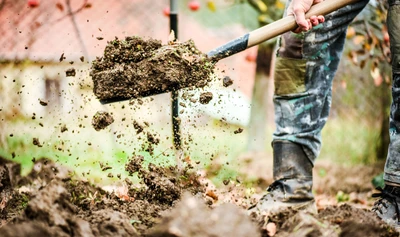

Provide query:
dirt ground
left=0, top=154, right=398, bottom=237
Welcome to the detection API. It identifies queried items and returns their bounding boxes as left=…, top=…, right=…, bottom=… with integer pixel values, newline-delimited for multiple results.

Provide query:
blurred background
left=0, top=0, right=392, bottom=187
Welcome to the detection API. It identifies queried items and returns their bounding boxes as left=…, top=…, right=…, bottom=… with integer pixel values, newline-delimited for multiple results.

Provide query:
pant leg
left=384, top=0, right=400, bottom=184
left=273, top=0, right=369, bottom=163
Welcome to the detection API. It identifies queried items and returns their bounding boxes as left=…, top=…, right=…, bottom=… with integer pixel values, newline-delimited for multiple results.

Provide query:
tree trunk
left=246, top=43, right=275, bottom=152
left=376, top=83, right=391, bottom=160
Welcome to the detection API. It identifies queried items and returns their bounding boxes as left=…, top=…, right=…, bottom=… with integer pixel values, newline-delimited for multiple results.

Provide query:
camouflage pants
left=274, top=0, right=400, bottom=183
left=273, top=0, right=369, bottom=162
left=273, top=0, right=400, bottom=184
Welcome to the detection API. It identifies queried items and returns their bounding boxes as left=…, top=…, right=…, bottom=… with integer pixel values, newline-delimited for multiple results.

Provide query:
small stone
left=222, top=76, right=233, bottom=87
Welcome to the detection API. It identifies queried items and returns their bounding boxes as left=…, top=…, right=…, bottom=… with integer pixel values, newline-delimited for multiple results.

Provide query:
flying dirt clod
left=90, top=36, right=215, bottom=102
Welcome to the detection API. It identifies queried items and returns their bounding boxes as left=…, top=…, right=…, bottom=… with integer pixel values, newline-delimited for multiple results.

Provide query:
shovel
left=96, top=0, right=358, bottom=104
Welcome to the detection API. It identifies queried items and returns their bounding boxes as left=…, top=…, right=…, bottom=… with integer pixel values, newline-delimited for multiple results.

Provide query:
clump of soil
left=92, top=111, right=114, bottom=131
left=0, top=157, right=26, bottom=224
left=222, top=76, right=233, bottom=87
left=65, top=68, right=76, bottom=77
left=125, top=155, right=204, bottom=205
left=234, top=127, right=244, bottom=134
left=199, top=92, right=213, bottom=104
left=32, top=138, right=42, bottom=147
left=91, top=36, right=215, bottom=101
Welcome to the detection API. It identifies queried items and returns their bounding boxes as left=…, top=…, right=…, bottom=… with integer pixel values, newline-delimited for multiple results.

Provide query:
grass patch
left=0, top=114, right=250, bottom=186
left=319, top=116, right=380, bottom=165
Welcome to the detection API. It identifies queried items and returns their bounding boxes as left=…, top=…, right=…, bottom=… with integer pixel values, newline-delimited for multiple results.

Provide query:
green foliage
left=247, top=0, right=285, bottom=26
left=0, top=113, right=249, bottom=185
left=346, top=1, right=391, bottom=85
left=372, top=172, right=385, bottom=188
left=336, top=190, right=350, bottom=203
left=317, top=168, right=327, bottom=178
left=320, top=117, right=381, bottom=165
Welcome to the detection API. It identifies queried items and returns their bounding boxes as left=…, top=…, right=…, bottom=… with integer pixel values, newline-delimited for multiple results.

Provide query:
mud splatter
left=65, top=68, right=76, bottom=77
left=125, top=155, right=204, bottom=205
left=32, top=138, right=42, bottom=147
left=38, top=99, right=48, bottom=106
left=234, top=128, right=244, bottom=134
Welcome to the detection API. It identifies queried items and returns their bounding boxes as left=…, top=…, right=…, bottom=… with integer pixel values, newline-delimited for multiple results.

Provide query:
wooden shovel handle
left=208, top=0, right=360, bottom=60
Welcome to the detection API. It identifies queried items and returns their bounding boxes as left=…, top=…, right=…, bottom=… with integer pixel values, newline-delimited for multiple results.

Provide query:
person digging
left=247, top=0, right=400, bottom=230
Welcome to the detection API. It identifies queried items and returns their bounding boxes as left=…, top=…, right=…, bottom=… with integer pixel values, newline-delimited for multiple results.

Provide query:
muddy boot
left=248, top=140, right=316, bottom=221
left=372, top=185, right=400, bottom=230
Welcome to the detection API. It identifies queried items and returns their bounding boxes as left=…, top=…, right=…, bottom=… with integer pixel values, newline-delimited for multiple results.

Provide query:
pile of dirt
left=255, top=204, right=398, bottom=237
left=148, top=192, right=260, bottom=237
left=0, top=156, right=206, bottom=236
left=90, top=36, right=215, bottom=101
left=1, top=156, right=398, bottom=237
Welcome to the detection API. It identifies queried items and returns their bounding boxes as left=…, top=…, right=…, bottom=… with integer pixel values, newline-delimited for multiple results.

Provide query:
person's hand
left=288, top=0, right=325, bottom=33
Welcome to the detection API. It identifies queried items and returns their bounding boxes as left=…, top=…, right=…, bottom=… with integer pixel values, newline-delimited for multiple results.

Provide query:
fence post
left=170, top=0, right=181, bottom=151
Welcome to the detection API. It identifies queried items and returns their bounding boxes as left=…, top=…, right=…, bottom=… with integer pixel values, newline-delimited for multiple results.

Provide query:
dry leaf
left=346, top=27, right=355, bottom=39
left=340, top=80, right=347, bottom=89
left=207, top=0, right=216, bottom=12
left=56, top=2, right=64, bottom=11
left=348, top=51, right=358, bottom=64
left=371, top=67, right=383, bottom=86
left=184, top=155, right=191, bottom=164
left=352, top=35, right=365, bottom=45
left=275, top=0, right=285, bottom=10
left=360, top=60, right=366, bottom=69
left=255, top=0, right=268, bottom=12
left=168, top=30, right=175, bottom=43
left=206, top=190, right=218, bottom=200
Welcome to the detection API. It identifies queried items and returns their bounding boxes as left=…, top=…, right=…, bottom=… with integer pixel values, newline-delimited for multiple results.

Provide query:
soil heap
left=90, top=36, right=215, bottom=102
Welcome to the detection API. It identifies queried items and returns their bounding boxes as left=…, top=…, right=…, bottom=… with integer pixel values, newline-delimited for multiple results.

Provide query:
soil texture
left=0, top=156, right=398, bottom=237
left=148, top=193, right=260, bottom=237
left=259, top=204, right=398, bottom=237
left=90, top=36, right=215, bottom=101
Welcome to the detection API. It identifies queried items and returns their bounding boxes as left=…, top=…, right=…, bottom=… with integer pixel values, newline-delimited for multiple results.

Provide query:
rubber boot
left=248, top=140, right=316, bottom=220
left=273, top=140, right=314, bottom=201
left=372, top=185, right=400, bottom=230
